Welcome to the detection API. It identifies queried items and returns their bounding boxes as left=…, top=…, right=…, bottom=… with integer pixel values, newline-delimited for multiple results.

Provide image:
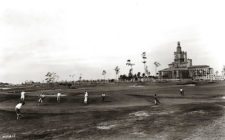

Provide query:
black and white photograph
left=1, top=0, right=225, bottom=139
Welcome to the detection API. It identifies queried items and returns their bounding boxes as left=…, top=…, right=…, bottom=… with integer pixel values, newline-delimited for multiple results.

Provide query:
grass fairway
left=0, top=82, right=225, bottom=140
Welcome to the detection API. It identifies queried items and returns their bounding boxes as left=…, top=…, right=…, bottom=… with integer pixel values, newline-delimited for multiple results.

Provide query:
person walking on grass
left=20, top=91, right=25, bottom=102
left=57, top=92, right=61, bottom=103
left=38, top=93, right=45, bottom=105
left=101, top=93, right=106, bottom=102
left=180, top=88, right=184, bottom=96
left=15, top=101, right=25, bottom=120
left=154, top=94, right=160, bottom=105
left=84, top=91, right=88, bottom=104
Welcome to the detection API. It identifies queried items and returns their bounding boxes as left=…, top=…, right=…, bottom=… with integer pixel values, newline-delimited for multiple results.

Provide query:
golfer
left=84, top=91, right=88, bottom=104
left=15, top=101, right=25, bottom=120
left=154, top=94, right=160, bottom=105
left=20, top=91, right=25, bottom=102
left=180, top=88, right=184, bottom=96
left=38, top=93, right=45, bottom=104
left=57, top=92, right=61, bottom=103
left=101, top=93, right=106, bottom=102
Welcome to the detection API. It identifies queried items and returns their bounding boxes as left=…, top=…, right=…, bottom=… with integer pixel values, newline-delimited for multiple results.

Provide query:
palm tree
left=145, top=65, right=151, bottom=77
left=141, top=52, right=151, bottom=78
left=215, top=71, right=219, bottom=76
left=69, top=74, right=76, bottom=85
left=114, top=66, right=120, bottom=80
left=79, top=74, right=82, bottom=81
left=222, top=65, right=225, bottom=76
left=102, top=70, right=107, bottom=80
left=45, top=72, right=59, bottom=83
left=154, top=61, right=161, bottom=76
left=126, top=59, right=135, bottom=77
left=142, top=52, right=147, bottom=73
left=45, top=72, right=59, bottom=88
left=69, top=74, right=75, bottom=81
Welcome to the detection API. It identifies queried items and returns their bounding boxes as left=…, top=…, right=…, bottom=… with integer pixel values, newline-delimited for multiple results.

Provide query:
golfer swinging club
left=15, top=101, right=25, bottom=120
left=38, top=92, right=45, bottom=105
left=154, top=94, right=160, bottom=105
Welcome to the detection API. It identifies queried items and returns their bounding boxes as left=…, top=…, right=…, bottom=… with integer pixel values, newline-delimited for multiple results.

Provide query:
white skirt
left=84, top=97, right=88, bottom=103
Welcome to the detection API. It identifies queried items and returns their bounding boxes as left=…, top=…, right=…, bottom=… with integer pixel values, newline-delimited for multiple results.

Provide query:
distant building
left=159, top=42, right=214, bottom=80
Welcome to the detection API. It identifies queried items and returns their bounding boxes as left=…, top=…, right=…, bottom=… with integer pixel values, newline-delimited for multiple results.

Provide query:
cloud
left=0, top=9, right=60, bottom=27
left=1, top=0, right=225, bottom=83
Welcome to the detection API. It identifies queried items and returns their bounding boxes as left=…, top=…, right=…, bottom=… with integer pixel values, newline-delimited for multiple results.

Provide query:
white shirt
left=180, top=89, right=183, bottom=92
left=40, top=94, right=45, bottom=98
left=21, top=92, right=25, bottom=98
left=85, top=92, right=88, bottom=97
left=57, top=93, right=61, bottom=97
left=15, top=103, right=23, bottom=109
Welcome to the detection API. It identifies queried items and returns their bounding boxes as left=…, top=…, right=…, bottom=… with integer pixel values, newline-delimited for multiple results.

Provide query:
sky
left=0, top=0, right=225, bottom=84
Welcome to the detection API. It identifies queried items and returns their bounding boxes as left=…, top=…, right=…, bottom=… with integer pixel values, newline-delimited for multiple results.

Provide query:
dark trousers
left=180, top=91, right=184, bottom=96
left=102, top=96, right=105, bottom=101
left=15, top=108, right=21, bottom=115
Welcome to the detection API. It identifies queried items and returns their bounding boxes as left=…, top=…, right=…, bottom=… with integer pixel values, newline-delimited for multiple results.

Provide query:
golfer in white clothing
left=38, top=93, right=45, bottom=105
left=20, top=91, right=25, bottom=102
left=15, top=101, right=25, bottom=120
left=180, top=88, right=184, bottom=96
left=101, top=93, right=106, bottom=102
left=57, top=92, right=61, bottom=103
left=84, top=91, right=88, bottom=104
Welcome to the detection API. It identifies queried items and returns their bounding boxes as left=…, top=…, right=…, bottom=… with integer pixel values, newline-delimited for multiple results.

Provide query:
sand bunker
left=97, top=125, right=116, bottom=130
left=129, top=85, right=144, bottom=88
left=149, top=111, right=175, bottom=115
left=96, top=122, right=117, bottom=130
left=185, top=110, right=205, bottom=115
left=131, top=131, right=147, bottom=137
left=129, top=111, right=149, bottom=117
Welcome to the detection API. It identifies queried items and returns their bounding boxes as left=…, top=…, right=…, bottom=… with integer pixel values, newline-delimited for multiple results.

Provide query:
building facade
left=159, top=42, right=214, bottom=80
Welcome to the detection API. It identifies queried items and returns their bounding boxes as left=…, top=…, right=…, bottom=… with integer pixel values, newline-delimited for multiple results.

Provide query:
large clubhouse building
left=159, top=42, right=214, bottom=80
